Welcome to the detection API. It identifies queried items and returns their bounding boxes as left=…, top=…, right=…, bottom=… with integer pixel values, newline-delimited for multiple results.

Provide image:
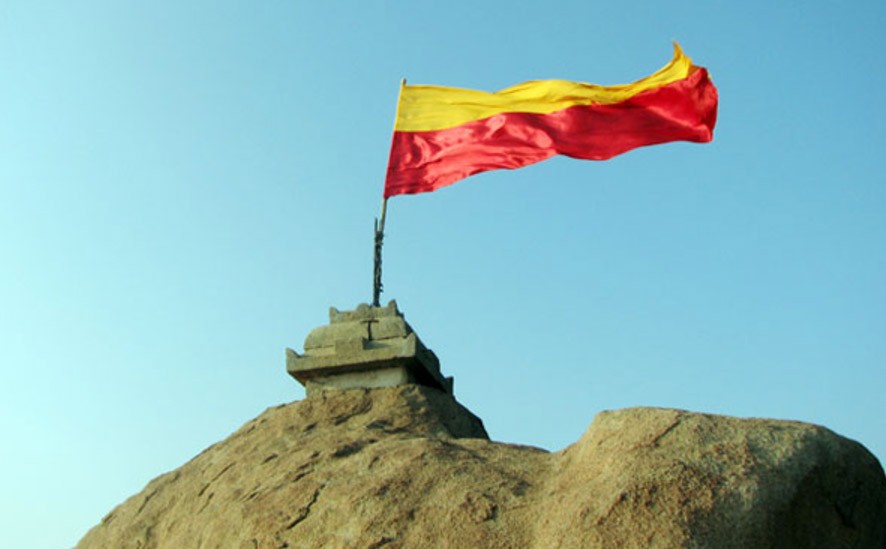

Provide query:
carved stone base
left=287, top=301, right=454, bottom=396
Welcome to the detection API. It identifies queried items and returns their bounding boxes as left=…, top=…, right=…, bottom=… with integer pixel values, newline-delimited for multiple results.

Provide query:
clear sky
left=1, top=1, right=884, bottom=547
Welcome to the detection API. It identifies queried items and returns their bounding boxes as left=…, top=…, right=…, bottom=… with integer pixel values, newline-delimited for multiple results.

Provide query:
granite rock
left=77, top=386, right=886, bottom=548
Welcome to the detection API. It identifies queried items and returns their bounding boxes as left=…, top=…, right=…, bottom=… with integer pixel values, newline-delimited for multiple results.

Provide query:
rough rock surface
left=78, top=385, right=886, bottom=548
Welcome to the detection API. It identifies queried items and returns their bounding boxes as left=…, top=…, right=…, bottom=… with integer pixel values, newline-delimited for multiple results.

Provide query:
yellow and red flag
left=384, top=44, right=718, bottom=197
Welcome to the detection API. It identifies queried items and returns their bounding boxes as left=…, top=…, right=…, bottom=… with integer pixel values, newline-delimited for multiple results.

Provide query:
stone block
left=304, top=366, right=415, bottom=393
left=371, top=316, right=412, bottom=340
left=287, top=301, right=453, bottom=396
left=303, top=322, right=369, bottom=350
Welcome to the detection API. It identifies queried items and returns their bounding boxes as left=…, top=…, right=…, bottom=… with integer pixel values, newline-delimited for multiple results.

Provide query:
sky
left=1, top=1, right=884, bottom=547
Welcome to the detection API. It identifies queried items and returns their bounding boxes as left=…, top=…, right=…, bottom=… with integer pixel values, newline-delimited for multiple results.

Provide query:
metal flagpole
left=372, top=197, right=387, bottom=307
left=373, top=78, right=406, bottom=307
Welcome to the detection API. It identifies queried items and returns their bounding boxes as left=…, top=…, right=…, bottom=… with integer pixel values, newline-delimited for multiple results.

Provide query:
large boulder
left=77, top=385, right=886, bottom=548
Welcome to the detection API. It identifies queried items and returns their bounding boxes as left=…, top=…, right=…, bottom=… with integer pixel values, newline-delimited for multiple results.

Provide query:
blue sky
left=1, top=1, right=884, bottom=547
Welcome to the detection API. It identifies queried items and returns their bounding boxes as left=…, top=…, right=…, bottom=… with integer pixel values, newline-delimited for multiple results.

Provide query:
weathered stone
left=288, top=301, right=452, bottom=396
left=304, top=366, right=414, bottom=393
left=328, top=301, right=401, bottom=323
left=303, top=322, right=369, bottom=351
left=371, top=316, right=412, bottom=341
left=76, top=386, right=886, bottom=548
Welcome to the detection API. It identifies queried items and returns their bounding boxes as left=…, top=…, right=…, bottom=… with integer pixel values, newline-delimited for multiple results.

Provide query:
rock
left=77, top=386, right=886, bottom=548
left=539, top=408, right=886, bottom=548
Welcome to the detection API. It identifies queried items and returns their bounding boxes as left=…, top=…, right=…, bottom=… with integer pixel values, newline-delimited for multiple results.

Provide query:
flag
left=384, top=43, right=718, bottom=198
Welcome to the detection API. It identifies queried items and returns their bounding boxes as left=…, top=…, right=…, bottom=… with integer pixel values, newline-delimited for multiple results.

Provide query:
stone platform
left=287, top=301, right=453, bottom=396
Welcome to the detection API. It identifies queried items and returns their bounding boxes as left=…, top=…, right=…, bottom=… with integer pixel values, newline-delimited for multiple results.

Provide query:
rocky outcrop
left=77, top=385, right=886, bottom=548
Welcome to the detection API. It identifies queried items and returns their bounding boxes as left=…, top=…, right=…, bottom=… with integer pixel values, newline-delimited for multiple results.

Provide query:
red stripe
left=384, top=68, right=718, bottom=197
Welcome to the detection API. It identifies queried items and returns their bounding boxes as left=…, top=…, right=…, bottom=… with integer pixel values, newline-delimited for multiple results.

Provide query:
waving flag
left=384, top=44, right=718, bottom=198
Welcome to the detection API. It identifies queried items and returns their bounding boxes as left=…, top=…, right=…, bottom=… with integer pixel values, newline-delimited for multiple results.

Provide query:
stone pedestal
left=287, top=301, right=454, bottom=396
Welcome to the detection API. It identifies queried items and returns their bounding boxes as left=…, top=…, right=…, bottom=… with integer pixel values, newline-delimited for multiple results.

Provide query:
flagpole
left=372, top=198, right=387, bottom=307
left=373, top=78, right=406, bottom=307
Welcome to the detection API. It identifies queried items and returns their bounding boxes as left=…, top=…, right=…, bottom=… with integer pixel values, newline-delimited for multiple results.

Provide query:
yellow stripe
left=396, top=43, right=694, bottom=132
